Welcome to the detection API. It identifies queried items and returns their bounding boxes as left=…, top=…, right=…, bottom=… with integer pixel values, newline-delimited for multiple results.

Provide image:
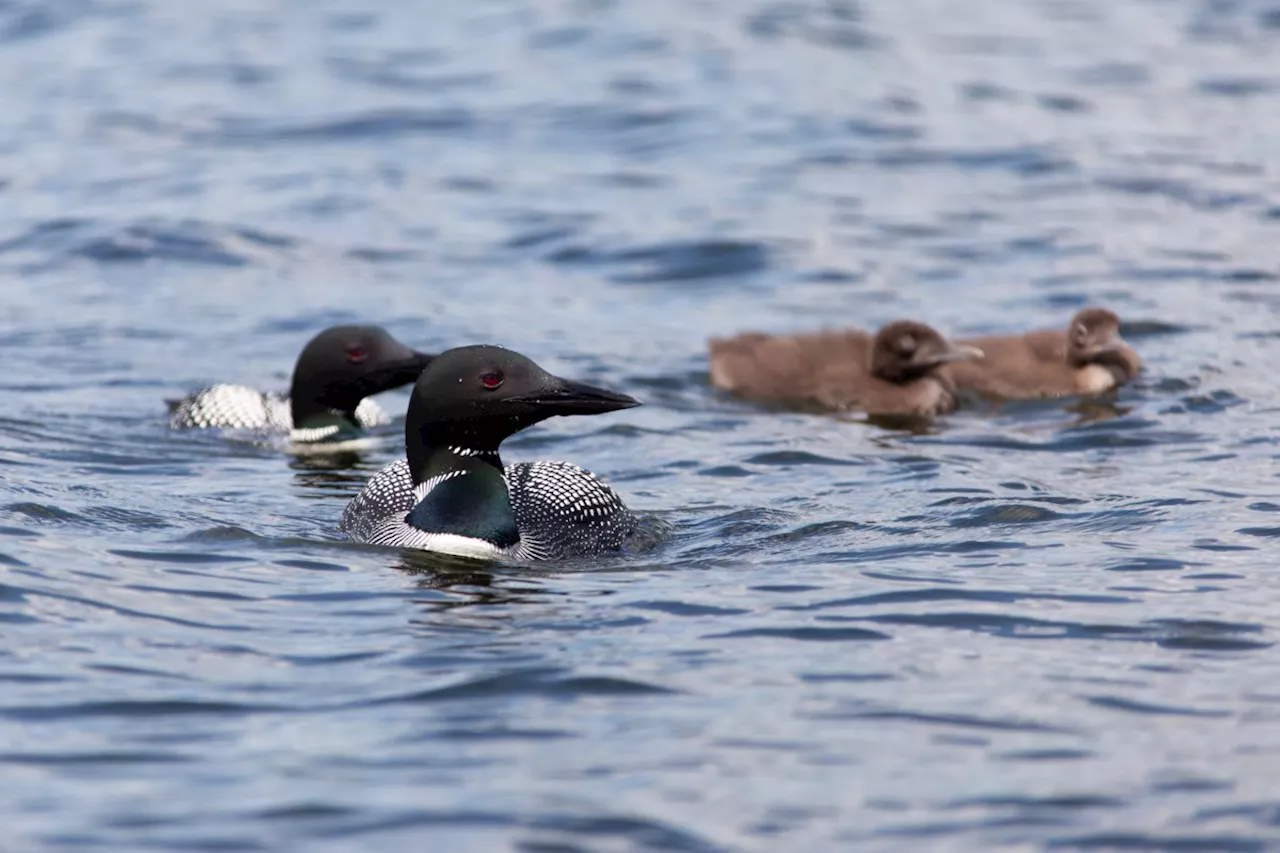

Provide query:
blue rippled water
left=4, top=0, right=1280, bottom=850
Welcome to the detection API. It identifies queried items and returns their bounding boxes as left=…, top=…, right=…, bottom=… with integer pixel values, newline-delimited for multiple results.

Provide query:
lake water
left=3, top=0, right=1280, bottom=850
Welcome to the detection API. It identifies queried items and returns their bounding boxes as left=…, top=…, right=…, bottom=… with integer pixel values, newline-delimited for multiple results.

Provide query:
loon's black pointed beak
left=517, top=375, right=641, bottom=415
left=375, top=350, right=436, bottom=387
left=402, top=350, right=436, bottom=372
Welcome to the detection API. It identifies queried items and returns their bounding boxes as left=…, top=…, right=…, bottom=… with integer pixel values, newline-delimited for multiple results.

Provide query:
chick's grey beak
left=1086, top=332, right=1127, bottom=357
left=935, top=344, right=984, bottom=364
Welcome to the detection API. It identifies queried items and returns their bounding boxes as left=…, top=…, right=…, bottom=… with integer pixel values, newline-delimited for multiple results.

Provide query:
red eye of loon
left=345, top=346, right=369, bottom=364
left=480, top=371, right=503, bottom=389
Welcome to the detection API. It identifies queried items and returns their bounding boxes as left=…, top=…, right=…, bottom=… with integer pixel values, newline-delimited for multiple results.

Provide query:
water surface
left=3, top=0, right=1280, bottom=850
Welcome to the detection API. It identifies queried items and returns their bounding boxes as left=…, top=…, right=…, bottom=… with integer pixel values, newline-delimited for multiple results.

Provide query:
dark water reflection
left=4, top=0, right=1280, bottom=850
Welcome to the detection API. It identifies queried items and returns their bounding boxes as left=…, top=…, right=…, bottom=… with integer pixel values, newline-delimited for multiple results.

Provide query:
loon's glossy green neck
left=406, top=415, right=517, bottom=486
left=406, top=447, right=518, bottom=549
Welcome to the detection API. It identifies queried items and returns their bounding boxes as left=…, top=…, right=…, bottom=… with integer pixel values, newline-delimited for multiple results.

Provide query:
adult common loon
left=947, top=308, right=1142, bottom=400
left=168, top=325, right=434, bottom=444
left=340, top=345, right=641, bottom=561
left=709, top=320, right=982, bottom=417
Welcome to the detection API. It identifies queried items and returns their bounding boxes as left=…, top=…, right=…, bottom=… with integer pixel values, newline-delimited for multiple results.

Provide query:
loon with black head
left=168, top=325, right=434, bottom=445
left=339, top=345, right=641, bottom=561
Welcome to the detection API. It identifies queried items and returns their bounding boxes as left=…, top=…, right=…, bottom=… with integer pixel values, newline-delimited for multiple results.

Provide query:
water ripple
left=0, top=217, right=299, bottom=270
left=366, top=668, right=677, bottom=705
left=708, top=626, right=891, bottom=642
left=1, top=0, right=1278, bottom=848
left=547, top=238, right=771, bottom=284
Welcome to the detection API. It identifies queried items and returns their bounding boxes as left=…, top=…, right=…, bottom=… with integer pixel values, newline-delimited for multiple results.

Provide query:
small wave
left=875, top=144, right=1077, bottom=176
left=862, top=612, right=1147, bottom=642
left=811, top=707, right=1070, bottom=733
left=0, top=750, right=194, bottom=765
left=930, top=425, right=1207, bottom=452
left=1084, top=695, right=1232, bottom=718
left=524, top=812, right=729, bottom=853
left=2, top=502, right=84, bottom=524
left=543, top=102, right=693, bottom=135
left=628, top=600, right=751, bottom=617
left=1106, top=557, right=1204, bottom=572
left=708, top=626, right=890, bottom=642
left=788, top=588, right=1130, bottom=610
left=1039, top=94, right=1092, bottom=113
left=365, top=667, right=676, bottom=706
left=326, top=56, right=493, bottom=94
left=0, top=217, right=300, bottom=270
left=177, top=526, right=274, bottom=545
left=1198, top=77, right=1276, bottom=97
left=547, top=238, right=771, bottom=284
left=207, top=108, right=478, bottom=145
left=997, top=748, right=1095, bottom=762
left=745, top=450, right=866, bottom=466
left=1048, top=832, right=1268, bottom=851
left=1074, top=62, right=1152, bottom=86
left=948, top=502, right=1067, bottom=527
left=1, top=698, right=279, bottom=722
left=1146, top=619, right=1271, bottom=651
left=948, top=793, right=1123, bottom=811
left=1096, top=176, right=1260, bottom=211
left=31, top=586, right=254, bottom=632
left=744, top=2, right=883, bottom=52
left=852, top=611, right=1268, bottom=651
left=0, top=0, right=98, bottom=44
left=107, top=548, right=252, bottom=566
left=1192, top=801, right=1280, bottom=829
left=254, top=806, right=519, bottom=840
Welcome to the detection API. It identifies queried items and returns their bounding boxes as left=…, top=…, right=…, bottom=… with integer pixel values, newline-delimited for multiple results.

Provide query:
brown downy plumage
left=708, top=320, right=983, bottom=417
left=946, top=308, right=1142, bottom=400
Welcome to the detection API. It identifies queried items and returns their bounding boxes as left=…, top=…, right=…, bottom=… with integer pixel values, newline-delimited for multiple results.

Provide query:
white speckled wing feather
left=339, top=459, right=418, bottom=543
left=339, top=458, right=637, bottom=561
left=171, top=385, right=389, bottom=436
left=169, top=384, right=293, bottom=431
left=504, top=460, right=636, bottom=560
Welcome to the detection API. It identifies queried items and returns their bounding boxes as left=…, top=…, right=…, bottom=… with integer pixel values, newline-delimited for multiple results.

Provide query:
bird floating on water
left=340, top=345, right=643, bottom=561
left=709, top=320, right=982, bottom=417
left=168, top=325, right=434, bottom=446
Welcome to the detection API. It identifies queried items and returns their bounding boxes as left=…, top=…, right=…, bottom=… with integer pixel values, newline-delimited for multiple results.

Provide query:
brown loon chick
left=708, top=320, right=982, bottom=417
left=946, top=308, right=1141, bottom=400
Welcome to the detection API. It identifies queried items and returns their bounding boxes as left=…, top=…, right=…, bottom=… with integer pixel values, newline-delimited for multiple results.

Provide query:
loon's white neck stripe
left=290, top=424, right=343, bottom=444
left=447, top=446, right=499, bottom=458
left=412, top=469, right=468, bottom=503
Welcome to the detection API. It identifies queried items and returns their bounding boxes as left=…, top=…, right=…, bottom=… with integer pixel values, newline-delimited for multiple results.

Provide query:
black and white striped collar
left=447, top=446, right=500, bottom=458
